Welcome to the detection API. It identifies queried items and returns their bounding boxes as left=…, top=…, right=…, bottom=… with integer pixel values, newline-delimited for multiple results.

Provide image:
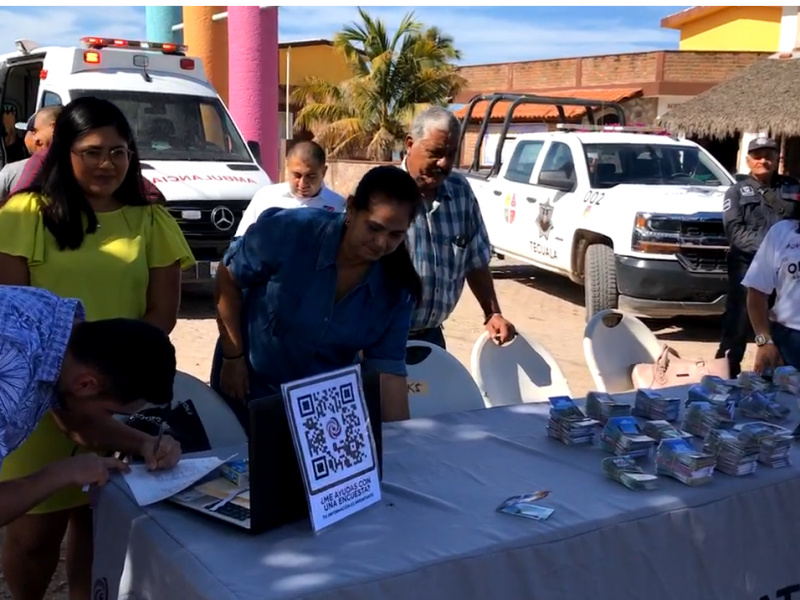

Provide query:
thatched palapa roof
left=660, top=52, right=800, bottom=138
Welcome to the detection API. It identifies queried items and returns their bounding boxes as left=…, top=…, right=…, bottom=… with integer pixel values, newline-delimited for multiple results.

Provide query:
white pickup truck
left=458, top=94, right=735, bottom=322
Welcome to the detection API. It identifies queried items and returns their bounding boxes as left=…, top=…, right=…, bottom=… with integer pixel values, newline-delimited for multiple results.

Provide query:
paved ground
left=0, top=259, right=753, bottom=599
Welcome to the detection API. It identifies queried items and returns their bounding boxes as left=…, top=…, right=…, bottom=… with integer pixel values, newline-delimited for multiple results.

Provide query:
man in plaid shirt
left=10, top=144, right=165, bottom=203
left=402, top=106, right=516, bottom=349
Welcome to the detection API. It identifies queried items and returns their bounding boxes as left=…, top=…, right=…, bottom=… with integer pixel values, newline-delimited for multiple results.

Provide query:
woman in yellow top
left=0, top=96, right=194, bottom=600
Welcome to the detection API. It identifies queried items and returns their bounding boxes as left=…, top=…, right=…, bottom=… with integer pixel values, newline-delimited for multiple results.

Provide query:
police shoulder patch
left=740, top=186, right=755, bottom=196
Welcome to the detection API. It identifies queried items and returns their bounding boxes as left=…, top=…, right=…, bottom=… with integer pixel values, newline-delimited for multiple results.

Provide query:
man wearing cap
left=0, top=107, right=61, bottom=205
left=716, top=136, right=800, bottom=376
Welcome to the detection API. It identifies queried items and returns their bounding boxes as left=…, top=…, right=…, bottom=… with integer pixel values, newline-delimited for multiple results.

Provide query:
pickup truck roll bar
left=456, top=93, right=627, bottom=177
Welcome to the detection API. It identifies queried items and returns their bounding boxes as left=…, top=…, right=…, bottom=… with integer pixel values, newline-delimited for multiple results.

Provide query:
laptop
left=170, top=371, right=383, bottom=534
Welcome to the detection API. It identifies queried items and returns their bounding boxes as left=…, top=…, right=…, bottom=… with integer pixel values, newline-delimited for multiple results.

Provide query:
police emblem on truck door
left=536, top=200, right=554, bottom=240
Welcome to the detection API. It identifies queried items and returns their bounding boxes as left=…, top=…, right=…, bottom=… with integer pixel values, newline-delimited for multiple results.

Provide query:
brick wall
left=661, top=51, right=769, bottom=81
left=457, top=50, right=770, bottom=93
left=324, top=159, right=399, bottom=197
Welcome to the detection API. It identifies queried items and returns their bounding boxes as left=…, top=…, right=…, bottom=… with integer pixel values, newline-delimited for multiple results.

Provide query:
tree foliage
left=291, top=8, right=465, bottom=160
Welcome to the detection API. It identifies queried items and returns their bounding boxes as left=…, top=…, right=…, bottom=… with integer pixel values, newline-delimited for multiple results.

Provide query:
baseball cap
left=748, top=137, right=779, bottom=153
left=15, top=115, right=34, bottom=134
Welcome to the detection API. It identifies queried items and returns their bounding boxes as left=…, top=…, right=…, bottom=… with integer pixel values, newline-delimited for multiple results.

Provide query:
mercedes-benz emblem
left=210, top=206, right=234, bottom=231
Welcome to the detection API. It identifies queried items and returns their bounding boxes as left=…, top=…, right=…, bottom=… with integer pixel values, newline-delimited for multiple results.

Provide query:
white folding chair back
left=583, top=310, right=662, bottom=393
left=171, top=371, right=248, bottom=448
left=405, top=341, right=486, bottom=418
left=470, top=332, right=573, bottom=407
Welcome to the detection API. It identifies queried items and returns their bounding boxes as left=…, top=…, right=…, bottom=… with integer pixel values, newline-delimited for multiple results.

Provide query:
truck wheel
left=584, top=244, right=618, bottom=322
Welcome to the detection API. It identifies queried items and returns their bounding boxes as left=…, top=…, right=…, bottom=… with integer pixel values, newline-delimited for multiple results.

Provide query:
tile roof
left=453, top=88, right=643, bottom=123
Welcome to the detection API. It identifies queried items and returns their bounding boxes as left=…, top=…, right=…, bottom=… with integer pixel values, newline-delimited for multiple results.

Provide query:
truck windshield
left=582, top=143, right=732, bottom=189
left=70, top=89, right=252, bottom=163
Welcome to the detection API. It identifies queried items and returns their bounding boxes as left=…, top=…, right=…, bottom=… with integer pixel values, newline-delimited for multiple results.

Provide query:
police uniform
left=716, top=137, right=800, bottom=376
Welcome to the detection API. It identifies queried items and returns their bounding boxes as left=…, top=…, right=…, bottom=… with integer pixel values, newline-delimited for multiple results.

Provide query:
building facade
left=454, top=50, right=768, bottom=168
left=661, top=6, right=800, bottom=172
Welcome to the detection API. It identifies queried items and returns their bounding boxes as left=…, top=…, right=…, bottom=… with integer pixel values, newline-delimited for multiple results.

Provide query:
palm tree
left=291, top=8, right=465, bottom=161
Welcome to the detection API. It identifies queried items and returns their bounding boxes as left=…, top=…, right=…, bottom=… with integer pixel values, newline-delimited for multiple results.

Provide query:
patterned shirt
left=7, top=148, right=165, bottom=204
left=401, top=163, right=492, bottom=331
left=0, top=286, right=85, bottom=467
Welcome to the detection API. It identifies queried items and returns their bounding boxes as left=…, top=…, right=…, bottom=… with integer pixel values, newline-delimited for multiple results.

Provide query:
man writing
left=234, top=140, right=345, bottom=237
left=0, top=106, right=61, bottom=205
left=401, top=106, right=516, bottom=348
left=716, top=137, right=800, bottom=376
left=0, top=285, right=181, bottom=527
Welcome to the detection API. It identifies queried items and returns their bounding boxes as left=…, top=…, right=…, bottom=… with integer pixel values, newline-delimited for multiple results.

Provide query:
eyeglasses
left=72, top=148, right=132, bottom=168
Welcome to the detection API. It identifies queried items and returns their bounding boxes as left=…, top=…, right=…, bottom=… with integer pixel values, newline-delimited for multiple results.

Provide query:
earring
left=345, top=218, right=350, bottom=227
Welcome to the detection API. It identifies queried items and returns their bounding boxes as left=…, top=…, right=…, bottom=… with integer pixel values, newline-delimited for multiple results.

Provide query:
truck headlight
left=632, top=212, right=681, bottom=255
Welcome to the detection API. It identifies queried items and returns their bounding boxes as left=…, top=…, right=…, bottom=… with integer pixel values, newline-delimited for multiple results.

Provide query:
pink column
left=227, top=6, right=279, bottom=181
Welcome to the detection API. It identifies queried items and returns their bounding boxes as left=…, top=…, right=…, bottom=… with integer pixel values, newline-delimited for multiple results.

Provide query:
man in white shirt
left=741, top=218, right=800, bottom=373
left=235, top=140, right=345, bottom=237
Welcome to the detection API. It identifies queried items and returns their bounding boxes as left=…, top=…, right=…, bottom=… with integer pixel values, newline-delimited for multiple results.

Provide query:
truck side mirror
left=247, top=140, right=261, bottom=165
left=538, top=169, right=575, bottom=193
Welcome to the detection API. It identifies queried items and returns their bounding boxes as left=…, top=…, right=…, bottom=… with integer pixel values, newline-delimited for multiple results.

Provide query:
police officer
left=716, top=136, right=800, bottom=376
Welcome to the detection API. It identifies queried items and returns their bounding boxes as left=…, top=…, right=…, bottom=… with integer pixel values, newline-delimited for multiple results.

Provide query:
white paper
left=122, top=455, right=231, bottom=507
left=281, top=365, right=381, bottom=532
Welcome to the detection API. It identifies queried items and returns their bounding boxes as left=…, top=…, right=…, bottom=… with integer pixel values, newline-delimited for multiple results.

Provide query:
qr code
left=293, top=376, right=373, bottom=492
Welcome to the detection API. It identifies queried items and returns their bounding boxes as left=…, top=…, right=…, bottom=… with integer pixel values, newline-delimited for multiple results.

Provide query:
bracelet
left=222, top=352, right=245, bottom=361
left=483, top=312, right=501, bottom=325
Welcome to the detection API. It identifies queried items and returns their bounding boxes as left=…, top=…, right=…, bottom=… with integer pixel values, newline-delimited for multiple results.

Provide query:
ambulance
left=0, top=36, right=272, bottom=281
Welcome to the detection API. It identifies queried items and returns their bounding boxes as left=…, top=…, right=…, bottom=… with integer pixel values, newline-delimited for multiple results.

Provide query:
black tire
left=584, top=243, right=618, bottom=322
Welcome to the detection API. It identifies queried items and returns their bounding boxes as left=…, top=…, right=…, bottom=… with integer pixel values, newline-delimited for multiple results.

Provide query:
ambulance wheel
left=584, top=243, right=618, bottom=322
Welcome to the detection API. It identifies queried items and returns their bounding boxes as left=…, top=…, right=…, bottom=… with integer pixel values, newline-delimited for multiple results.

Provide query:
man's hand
left=140, top=434, right=181, bottom=471
left=56, top=454, right=130, bottom=488
left=485, top=314, right=516, bottom=345
left=754, top=343, right=783, bottom=375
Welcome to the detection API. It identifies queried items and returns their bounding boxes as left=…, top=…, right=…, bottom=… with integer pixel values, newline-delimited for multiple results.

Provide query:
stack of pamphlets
left=736, top=371, right=770, bottom=391
left=738, top=391, right=790, bottom=423
left=773, top=365, right=800, bottom=395
left=702, top=429, right=759, bottom=476
left=633, top=389, right=681, bottom=422
left=655, top=438, right=716, bottom=486
left=682, top=401, right=735, bottom=438
left=643, top=419, right=693, bottom=442
left=546, top=396, right=598, bottom=445
left=602, top=455, right=658, bottom=490
left=599, top=416, right=656, bottom=458
left=586, top=391, right=631, bottom=424
left=737, top=422, right=794, bottom=468
left=686, top=384, right=735, bottom=419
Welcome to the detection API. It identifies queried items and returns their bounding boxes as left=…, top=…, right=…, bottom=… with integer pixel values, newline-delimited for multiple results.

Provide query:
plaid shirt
left=8, top=147, right=165, bottom=204
left=403, top=165, right=492, bottom=332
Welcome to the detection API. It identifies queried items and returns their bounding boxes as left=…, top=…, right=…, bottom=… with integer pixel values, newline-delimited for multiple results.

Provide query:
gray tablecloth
left=93, top=387, right=800, bottom=600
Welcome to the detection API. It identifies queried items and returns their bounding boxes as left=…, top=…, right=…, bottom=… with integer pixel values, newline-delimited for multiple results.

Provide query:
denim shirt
left=223, top=208, right=413, bottom=393
left=0, top=285, right=84, bottom=466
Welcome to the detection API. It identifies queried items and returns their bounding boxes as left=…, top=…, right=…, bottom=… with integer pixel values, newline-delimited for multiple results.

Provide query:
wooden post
left=780, top=135, right=787, bottom=175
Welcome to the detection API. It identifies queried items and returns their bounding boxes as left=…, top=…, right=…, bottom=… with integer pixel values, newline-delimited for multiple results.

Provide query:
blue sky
left=0, top=5, right=689, bottom=65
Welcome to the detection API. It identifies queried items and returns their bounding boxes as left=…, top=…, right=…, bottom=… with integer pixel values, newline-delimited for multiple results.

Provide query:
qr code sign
left=291, top=374, right=374, bottom=493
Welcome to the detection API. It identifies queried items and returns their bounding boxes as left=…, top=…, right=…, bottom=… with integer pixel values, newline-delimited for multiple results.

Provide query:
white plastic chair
left=171, top=371, right=247, bottom=448
left=583, top=310, right=662, bottom=393
left=405, top=341, right=486, bottom=418
left=470, top=331, right=573, bottom=407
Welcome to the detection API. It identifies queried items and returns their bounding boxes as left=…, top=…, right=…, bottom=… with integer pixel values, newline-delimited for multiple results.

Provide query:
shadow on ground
left=491, top=263, right=585, bottom=307
left=179, top=283, right=216, bottom=320
left=492, top=262, right=724, bottom=345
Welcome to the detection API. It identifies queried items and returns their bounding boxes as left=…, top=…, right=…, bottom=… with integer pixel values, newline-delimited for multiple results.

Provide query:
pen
left=153, top=421, right=166, bottom=460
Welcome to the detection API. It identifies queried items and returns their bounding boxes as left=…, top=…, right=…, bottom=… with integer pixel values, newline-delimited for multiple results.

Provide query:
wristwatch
left=755, top=334, right=773, bottom=347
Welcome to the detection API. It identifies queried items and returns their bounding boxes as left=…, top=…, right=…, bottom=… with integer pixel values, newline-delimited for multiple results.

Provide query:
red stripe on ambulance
left=150, top=175, right=259, bottom=184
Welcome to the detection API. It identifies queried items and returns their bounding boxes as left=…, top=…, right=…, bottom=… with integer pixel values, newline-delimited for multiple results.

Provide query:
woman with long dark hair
left=0, top=96, right=194, bottom=600
left=214, top=165, right=423, bottom=428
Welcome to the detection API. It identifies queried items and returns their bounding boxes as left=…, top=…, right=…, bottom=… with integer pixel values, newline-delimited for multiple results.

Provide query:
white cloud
left=0, top=7, right=145, bottom=51
left=0, top=6, right=679, bottom=66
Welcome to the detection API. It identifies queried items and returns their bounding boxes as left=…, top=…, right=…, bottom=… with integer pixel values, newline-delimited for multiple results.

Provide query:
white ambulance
left=0, top=36, right=272, bottom=281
